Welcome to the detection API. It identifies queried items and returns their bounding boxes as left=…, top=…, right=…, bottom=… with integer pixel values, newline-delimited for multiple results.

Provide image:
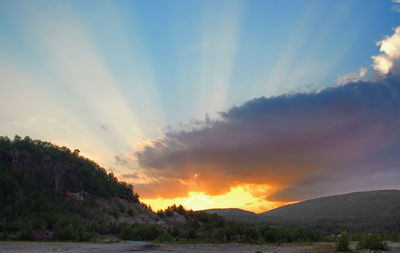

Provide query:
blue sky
left=0, top=0, right=399, bottom=210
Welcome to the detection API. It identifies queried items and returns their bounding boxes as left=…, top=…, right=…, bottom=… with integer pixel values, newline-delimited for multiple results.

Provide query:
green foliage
left=336, top=232, right=351, bottom=252
left=119, top=225, right=135, bottom=240
left=19, top=227, right=34, bottom=240
left=54, top=223, right=80, bottom=241
left=0, top=135, right=139, bottom=202
left=107, top=207, right=120, bottom=219
left=155, top=232, right=175, bottom=242
left=119, top=223, right=162, bottom=240
left=357, top=234, right=388, bottom=250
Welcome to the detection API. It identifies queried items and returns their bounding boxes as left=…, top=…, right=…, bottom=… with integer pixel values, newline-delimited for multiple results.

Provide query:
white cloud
left=372, top=27, right=400, bottom=74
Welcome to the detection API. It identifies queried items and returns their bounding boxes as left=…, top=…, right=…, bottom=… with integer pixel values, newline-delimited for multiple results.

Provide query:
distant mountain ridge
left=205, top=190, right=400, bottom=233
left=203, top=208, right=259, bottom=222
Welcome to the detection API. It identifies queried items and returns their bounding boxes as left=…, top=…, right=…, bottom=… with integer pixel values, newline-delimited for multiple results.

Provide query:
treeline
left=153, top=204, right=329, bottom=243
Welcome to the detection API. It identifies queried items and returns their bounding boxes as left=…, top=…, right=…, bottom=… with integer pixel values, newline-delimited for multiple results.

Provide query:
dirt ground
left=0, top=241, right=314, bottom=253
left=0, top=241, right=399, bottom=253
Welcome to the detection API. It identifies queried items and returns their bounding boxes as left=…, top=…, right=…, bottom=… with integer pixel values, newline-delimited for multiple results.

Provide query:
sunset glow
left=1, top=0, right=400, bottom=214
left=141, top=185, right=294, bottom=213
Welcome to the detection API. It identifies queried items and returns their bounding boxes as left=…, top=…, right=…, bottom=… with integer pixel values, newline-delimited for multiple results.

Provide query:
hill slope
left=260, top=190, right=400, bottom=233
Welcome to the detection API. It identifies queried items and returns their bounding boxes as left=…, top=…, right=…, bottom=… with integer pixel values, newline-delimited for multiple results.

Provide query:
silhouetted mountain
left=204, top=208, right=259, bottom=221
left=204, top=190, right=400, bottom=233
left=260, top=190, right=400, bottom=233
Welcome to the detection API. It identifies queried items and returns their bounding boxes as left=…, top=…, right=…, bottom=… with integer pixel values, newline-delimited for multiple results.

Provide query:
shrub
left=357, top=234, right=387, bottom=250
left=54, top=223, right=81, bottom=241
left=120, top=225, right=135, bottom=240
left=134, top=224, right=162, bottom=240
left=116, top=201, right=125, bottom=213
left=19, top=229, right=34, bottom=240
left=0, top=232, right=9, bottom=241
left=108, top=207, right=120, bottom=219
left=155, top=232, right=175, bottom=242
left=119, top=224, right=161, bottom=241
left=336, top=232, right=351, bottom=252
left=186, top=229, right=197, bottom=239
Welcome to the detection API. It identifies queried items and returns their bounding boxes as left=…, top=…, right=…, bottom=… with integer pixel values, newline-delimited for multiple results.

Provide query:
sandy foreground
left=0, top=241, right=399, bottom=253
left=0, top=241, right=316, bottom=253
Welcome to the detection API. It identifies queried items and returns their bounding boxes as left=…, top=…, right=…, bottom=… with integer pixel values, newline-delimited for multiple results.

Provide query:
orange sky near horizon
left=139, top=185, right=297, bottom=213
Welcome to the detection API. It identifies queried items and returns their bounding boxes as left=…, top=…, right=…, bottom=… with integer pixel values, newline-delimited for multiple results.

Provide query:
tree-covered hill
left=0, top=135, right=138, bottom=200
left=0, top=135, right=155, bottom=240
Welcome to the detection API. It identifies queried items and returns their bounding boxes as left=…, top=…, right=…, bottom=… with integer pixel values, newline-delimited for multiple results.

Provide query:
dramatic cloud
left=134, top=27, right=400, bottom=203
left=136, top=76, right=400, bottom=201
left=372, top=27, right=400, bottom=74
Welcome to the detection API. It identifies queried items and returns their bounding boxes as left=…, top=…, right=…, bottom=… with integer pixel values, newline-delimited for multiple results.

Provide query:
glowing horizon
left=140, top=185, right=297, bottom=213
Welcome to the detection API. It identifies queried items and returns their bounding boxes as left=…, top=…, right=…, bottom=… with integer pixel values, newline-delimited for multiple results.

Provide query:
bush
left=0, top=232, right=9, bottom=241
left=357, top=234, right=388, bottom=250
left=108, top=207, right=120, bottom=219
left=336, top=232, right=351, bottom=252
left=134, top=224, right=162, bottom=240
left=54, top=223, right=81, bottom=241
left=19, top=228, right=34, bottom=240
left=120, top=225, right=135, bottom=240
left=119, top=224, right=162, bottom=241
left=79, top=231, right=96, bottom=242
left=155, top=232, right=175, bottom=242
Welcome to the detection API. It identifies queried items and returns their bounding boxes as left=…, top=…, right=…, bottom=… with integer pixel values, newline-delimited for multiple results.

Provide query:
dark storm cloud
left=136, top=75, right=400, bottom=201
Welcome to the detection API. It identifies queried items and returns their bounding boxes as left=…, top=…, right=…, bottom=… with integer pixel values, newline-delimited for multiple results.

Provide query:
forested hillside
left=0, top=135, right=153, bottom=240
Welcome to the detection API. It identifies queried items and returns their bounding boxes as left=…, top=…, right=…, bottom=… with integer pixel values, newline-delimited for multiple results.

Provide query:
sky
left=1, top=0, right=400, bottom=213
